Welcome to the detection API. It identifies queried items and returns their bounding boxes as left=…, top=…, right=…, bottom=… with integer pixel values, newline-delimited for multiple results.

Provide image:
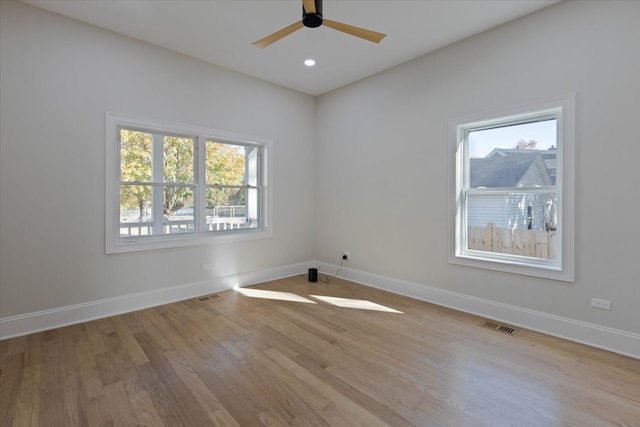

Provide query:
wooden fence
left=467, top=223, right=557, bottom=259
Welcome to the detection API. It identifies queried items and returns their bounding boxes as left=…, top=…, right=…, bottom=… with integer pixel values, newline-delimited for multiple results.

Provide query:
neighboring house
left=468, top=149, right=556, bottom=231
left=483, top=147, right=557, bottom=184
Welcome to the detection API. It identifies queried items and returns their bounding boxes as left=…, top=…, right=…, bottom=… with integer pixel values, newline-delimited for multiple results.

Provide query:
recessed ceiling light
left=304, top=59, right=316, bottom=67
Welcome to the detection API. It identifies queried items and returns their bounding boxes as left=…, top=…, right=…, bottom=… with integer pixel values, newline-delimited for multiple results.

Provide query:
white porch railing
left=119, top=205, right=252, bottom=237
left=119, top=217, right=250, bottom=237
left=206, top=217, right=247, bottom=231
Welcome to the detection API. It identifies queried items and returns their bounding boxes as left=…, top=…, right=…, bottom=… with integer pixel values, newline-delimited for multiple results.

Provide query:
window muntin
left=450, top=96, right=574, bottom=281
left=107, top=113, right=271, bottom=253
left=461, top=116, right=559, bottom=266
left=118, top=128, right=197, bottom=238
left=204, top=141, right=260, bottom=231
left=464, top=119, right=558, bottom=262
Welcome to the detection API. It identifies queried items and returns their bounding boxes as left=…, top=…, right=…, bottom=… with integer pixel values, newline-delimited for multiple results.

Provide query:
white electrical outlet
left=591, top=298, right=611, bottom=310
left=202, top=263, right=212, bottom=271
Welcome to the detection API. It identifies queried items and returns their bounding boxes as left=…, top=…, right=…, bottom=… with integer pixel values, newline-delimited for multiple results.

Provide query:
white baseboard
left=0, top=261, right=314, bottom=340
left=4, top=260, right=638, bottom=360
left=315, top=261, right=640, bottom=360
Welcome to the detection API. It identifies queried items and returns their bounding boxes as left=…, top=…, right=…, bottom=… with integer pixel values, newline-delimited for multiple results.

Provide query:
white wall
left=315, top=1, right=640, bottom=343
left=0, top=1, right=316, bottom=321
left=2, top=0, right=638, bottom=356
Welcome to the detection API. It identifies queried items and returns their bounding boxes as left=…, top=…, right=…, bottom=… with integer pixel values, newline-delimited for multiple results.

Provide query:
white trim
left=105, top=112, right=274, bottom=254
left=448, top=94, right=575, bottom=282
left=316, top=261, right=639, bottom=360
left=5, top=259, right=636, bottom=360
left=0, top=261, right=314, bottom=340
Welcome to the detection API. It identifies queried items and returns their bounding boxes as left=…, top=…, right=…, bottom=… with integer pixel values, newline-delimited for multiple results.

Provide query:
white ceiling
left=22, top=0, right=559, bottom=96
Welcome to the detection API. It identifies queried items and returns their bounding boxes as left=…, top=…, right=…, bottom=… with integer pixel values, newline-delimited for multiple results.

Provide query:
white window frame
left=448, top=95, right=575, bottom=281
left=106, top=112, right=272, bottom=254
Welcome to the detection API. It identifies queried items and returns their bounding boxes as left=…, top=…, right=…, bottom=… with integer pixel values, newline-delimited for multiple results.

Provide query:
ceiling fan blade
left=303, top=0, right=316, bottom=14
left=252, top=21, right=304, bottom=49
left=323, top=19, right=386, bottom=44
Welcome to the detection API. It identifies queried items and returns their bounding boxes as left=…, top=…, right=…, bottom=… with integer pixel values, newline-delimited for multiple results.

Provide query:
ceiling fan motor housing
left=302, top=0, right=323, bottom=28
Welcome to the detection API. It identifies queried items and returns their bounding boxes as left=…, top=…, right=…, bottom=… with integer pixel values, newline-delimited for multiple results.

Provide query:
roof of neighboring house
left=485, top=148, right=556, bottom=160
left=471, top=152, right=552, bottom=188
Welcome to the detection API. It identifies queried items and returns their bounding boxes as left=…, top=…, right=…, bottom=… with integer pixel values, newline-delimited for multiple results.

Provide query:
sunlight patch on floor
left=310, top=295, right=403, bottom=313
left=235, top=287, right=317, bottom=304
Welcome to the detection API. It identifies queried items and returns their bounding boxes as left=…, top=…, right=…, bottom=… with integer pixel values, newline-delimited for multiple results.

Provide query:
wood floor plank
left=95, top=331, right=137, bottom=388
left=85, top=393, right=113, bottom=427
left=75, top=338, right=105, bottom=400
left=133, top=333, right=209, bottom=427
left=104, top=381, right=138, bottom=426
left=1, top=350, right=25, bottom=417
left=1, top=275, right=639, bottom=426
left=38, top=387, right=67, bottom=427
left=133, top=360, right=186, bottom=427
left=3, top=336, right=26, bottom=359
left=12, top=364, right=40, bottom=427
left=38, top=331, right=62, bottom=393
left=129, top=389, right=166, bottom=427
left=203, top=341, right=293, bottom=425
left=291, top=349, right=415, bottom=425
left=111, top=317, right=149, bottom=366
left=263, top=347, right=391, bottom=427
left=163, top=349, right=240, bottom=427
left=228, top=338, right=329, bottom=426
left=196, top=367, right=267, bottom=427
left=83, top=320, right=109, bottom=356
left=142, top=308, right=208, bottom=374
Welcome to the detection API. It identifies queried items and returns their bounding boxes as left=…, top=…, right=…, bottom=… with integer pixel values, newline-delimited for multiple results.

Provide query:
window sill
left=106, top=228, right=272, bottom=254
left=449, top=252, right=574, bottom=282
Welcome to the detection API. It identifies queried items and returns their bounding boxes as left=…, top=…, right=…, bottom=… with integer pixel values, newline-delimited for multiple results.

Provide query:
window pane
left=163, top=185, right=194, bottom=220
left=205, top=187, right=258, bottom=231
left=245, top=146, right=259, bottom=187
left=246, top=187, right=259, bottom=227
left=466, top=192, right=557, bottom=260
left=109, top=113, right=271, bottom=253
left=469, top=119, right=556, bottom=188
left=119, top=185, right=195, bottom=236
left=119, top=184, right=152, bottom=237
left=205, top=141, right=248, bottom=186
left=163, top=185, right=195, bottom=234
left=163, top=135, right=194, bottom=183
left=120, top=129, right=152, bottom=182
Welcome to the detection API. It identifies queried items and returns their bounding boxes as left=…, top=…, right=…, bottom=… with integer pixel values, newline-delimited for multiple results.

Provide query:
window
left=449, top=95, right=574, bottom=281
left=106, top=113, right=272, bottom=253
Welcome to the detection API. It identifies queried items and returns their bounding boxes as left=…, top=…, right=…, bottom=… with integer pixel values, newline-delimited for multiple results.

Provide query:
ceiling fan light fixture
left=302, top=13, right=323, bottom=28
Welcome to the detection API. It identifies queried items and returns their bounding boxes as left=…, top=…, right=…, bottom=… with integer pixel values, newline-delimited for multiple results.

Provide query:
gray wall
left=0, top=1, right=316, bottom=318
left=315, top=0, right=640, bottom=335
left=2, top=0, right=639, bottom=350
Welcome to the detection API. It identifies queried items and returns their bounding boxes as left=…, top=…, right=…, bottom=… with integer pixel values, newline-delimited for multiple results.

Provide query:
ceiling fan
left=252, top=0, right=386, bottom=49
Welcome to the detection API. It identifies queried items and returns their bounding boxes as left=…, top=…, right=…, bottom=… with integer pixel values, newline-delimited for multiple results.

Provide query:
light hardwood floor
left=1, top=275, right=639, bottom=426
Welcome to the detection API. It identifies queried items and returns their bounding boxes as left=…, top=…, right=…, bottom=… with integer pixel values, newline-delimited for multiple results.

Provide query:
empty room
left=1, top=0, right=639, bottom=426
